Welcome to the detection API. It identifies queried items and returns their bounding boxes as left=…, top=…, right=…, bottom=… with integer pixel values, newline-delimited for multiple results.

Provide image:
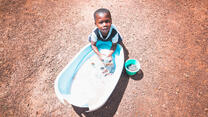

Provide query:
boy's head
left=94, top=8, right=112, bottom=37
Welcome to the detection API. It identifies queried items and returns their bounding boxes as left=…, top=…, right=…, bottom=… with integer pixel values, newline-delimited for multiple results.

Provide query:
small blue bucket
left=125, top=59, right=140, bottom=76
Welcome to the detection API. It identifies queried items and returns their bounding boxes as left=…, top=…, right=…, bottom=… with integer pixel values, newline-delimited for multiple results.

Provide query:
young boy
left=88, top=8, right=122, bottom=75
left=88, top=8, right=122, bottom=61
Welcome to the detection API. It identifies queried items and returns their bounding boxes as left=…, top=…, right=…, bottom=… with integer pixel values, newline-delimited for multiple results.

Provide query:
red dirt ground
left=0, top=0, right=208, bottom=117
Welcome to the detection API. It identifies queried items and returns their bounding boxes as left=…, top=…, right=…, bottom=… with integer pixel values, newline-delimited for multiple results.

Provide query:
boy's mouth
left=101, top=28, right=109, bottom=33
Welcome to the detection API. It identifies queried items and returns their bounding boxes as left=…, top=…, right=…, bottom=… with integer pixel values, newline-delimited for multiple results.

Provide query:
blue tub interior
left=58, top=41, right=121, bottom=95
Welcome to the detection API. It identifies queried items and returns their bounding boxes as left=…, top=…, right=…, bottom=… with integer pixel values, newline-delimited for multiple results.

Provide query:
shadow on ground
left=129, top=69, right=144, bottom=81
left=72, top=42, right=144, bottom=117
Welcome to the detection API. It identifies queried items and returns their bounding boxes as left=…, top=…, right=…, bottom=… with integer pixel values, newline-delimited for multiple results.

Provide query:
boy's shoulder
left=91, top=27, right=98, bottom=32
left=111, top=24, right=117, bottom=30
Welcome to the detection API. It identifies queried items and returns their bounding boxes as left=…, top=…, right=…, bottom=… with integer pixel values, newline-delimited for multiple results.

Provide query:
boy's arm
left=107, top=43, right=117, bottom=57
left=107, top=30, right=119, bottom=57
left=91, top=41, right=104, bottom=60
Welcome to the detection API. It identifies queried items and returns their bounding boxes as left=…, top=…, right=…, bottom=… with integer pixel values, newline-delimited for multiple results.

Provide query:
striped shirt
left=89, top=24, right=122, bottom=43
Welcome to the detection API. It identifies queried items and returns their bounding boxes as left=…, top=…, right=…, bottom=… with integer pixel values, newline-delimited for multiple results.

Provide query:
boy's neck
left=102, top=33, right=107, bottom=38
left=99, top=29, right=109, bottom=38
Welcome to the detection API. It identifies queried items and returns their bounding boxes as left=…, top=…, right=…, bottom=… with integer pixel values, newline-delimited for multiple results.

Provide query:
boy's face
left=95, top=13, right=112, bottom=37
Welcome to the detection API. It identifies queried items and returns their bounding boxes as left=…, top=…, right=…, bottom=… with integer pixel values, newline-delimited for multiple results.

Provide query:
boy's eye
left=105, top=20, right=109, bottom=23
left=98, top=20, right=110, bottom=24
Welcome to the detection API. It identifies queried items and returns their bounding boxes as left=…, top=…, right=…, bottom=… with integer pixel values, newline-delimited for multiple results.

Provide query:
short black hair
left=94, top=8, right=111, bottom=21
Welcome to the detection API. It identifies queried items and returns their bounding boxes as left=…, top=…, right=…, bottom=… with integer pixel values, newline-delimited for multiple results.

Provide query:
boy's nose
left=103, top=23, right=106, bottom=26
left=103, top=22, right=107, bottom=26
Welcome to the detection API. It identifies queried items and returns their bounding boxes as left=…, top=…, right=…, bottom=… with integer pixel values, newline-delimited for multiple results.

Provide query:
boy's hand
left=99, top=54, right=112, bottom=63
left=99, top=54, right=105, bottom=61
left=108, top=56, right=112, bottom=62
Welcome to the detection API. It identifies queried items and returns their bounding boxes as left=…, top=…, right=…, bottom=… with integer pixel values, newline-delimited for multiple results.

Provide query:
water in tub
left=70, top=49, right=114, bottom=106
